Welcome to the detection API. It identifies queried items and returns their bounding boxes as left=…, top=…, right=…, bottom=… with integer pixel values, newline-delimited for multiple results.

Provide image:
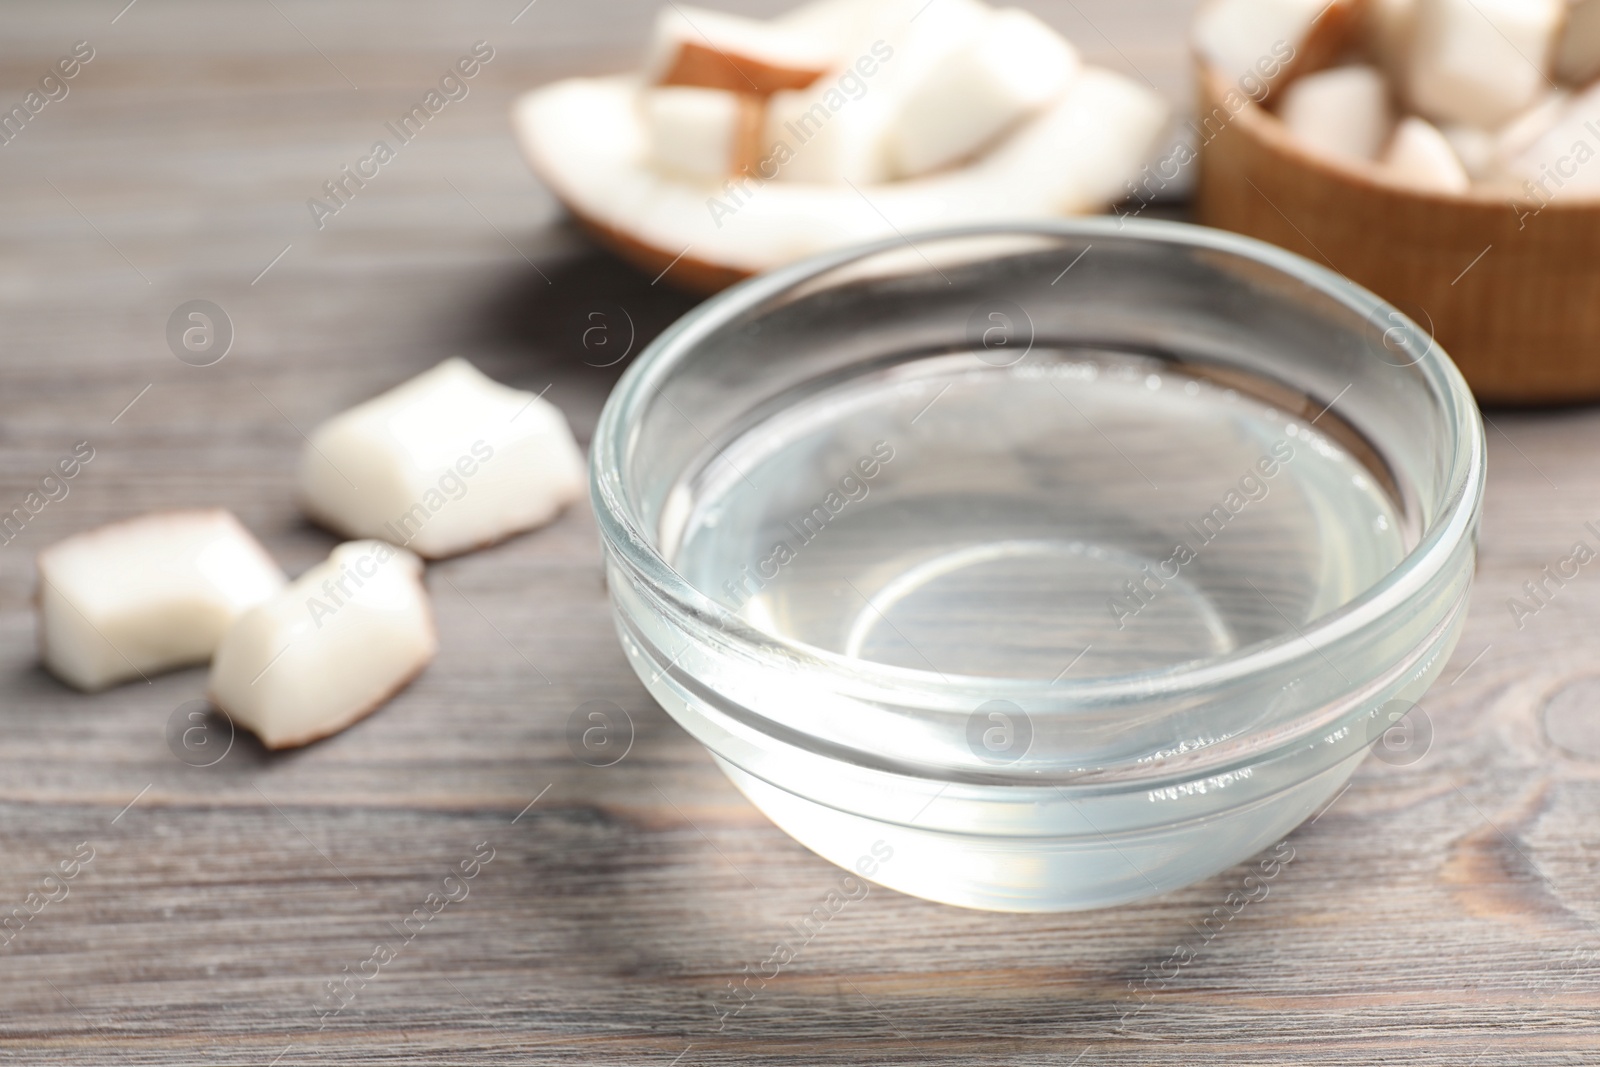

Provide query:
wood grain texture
left=1, top=2, right=1597, bottom=1064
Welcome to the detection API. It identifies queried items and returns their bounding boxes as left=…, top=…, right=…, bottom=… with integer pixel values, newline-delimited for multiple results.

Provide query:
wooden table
left=2, top=2, right=1597, bottom=1063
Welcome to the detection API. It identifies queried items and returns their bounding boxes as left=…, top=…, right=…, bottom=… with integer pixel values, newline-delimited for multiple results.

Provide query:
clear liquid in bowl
left=668, top=349, right=1408, bottom=682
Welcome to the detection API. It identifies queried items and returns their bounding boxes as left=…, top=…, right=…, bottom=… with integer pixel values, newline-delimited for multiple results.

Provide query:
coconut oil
left=669, top=348, right=1408, bottom=683
left=595, top=221, right=1483, bottom=910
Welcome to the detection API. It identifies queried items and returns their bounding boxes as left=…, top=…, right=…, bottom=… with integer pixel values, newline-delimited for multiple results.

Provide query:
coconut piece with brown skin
left=36, top=509, right=287, bottom=692
left=511, top=66, right=1169, bottom=291
left=208, top=540, right=436, bottom=750
left=646, top=5, right=834, bottom=95
left=642, top=86, right=766, bottom=180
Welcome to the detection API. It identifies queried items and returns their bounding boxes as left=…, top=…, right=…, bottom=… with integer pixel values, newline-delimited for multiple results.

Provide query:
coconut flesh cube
left=646, top=4, right=833, bottom=95
left=763, top=81, right=900, bottom=183
left=761, top=0, right=989, bottom=184
left=1382, top=116, right=1471, bottom=191
left=36, top=509, right=286, bottom=692
left=1557, top=0, right=1600, bottom=85
left=1499, top=81, right=1600, bottom=196
left=979, top=66, right=1172, bottom=214
left=208, top=541, right=435, bottom=750
left=803, top=0, right=992, bottom=102
left=643, top=86, right=765, bottom=180
left=1440, top=123, right=1497, bottom=178
left=297, top=358, right=585, bottom=560
left=511, top=1, right=1168, bottom=282
left=1491, top=90, right=1571, bottom=172
left=771, top=0, right=881, bottom=51
left=1407, top=0, right=1563, bottom=129
left=1279, top=65, right=1394, bottom=164
left=1192, top=0, right=1330, bottom=91
left=889, top=8, right=1081, bottom=178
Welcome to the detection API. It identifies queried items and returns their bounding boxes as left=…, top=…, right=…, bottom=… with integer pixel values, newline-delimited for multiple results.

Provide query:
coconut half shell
left=511, top=71, right=1171, bottom=293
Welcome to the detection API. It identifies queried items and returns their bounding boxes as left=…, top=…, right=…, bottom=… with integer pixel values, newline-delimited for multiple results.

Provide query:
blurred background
left=4, top=2, right=1598, bottom=1065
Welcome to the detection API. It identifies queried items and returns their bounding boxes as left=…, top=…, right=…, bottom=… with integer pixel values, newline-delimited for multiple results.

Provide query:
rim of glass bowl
left=590, top=219, right=1485, bottom=757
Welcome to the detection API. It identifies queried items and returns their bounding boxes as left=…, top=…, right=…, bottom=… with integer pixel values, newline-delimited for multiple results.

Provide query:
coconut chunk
left=1407, top=0, right=1563, bottom=128
left=1558, top=0, right=1600, bottom=85
left=760, top=0, right=993, bottom=183
left=1279, top=65, right=1394, bottom=164
left=758, top=0, right=973, bottom=183
left=889, top=8, right=1081, bottom=178
left=1293, top=0, right=1370, bottom=82
left=771, top=0, right=882, bottom=50
left=1498, top=81, right=1600, bottom=195
left=37, top=509, right=286, bottom=692
left=1440, top=123, right=1496, bottom=178
left=763, top=84, right=899, bottom=183
left=646, top=5, right=833, bottom=95
left=297, top=358, right=585, bottom=560
left=512, top=71, right=1170, bottom=286
left=208, top=541, right=436, bottom=750
left=980, top=67, right=1172, bottom=213
left=1192, top=0, right=1334, bottom=91
left=1382, top=116, right=1471, bottom=191
left=643, top=86, right=765, bottom=180
left=1491, top=90, right=1571, bottom=170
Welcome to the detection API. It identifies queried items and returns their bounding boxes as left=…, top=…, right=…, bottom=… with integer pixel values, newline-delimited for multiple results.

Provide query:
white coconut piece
left=1407, top=0, right=1563, bottom=129
left=979, top=66, right=1172, bottom=213
left=1440, top=123, right=1497, bottom=178
left=829, top=0, right=993, bottom=101
left=511, top=69, right=1166, bottom=279
left=297, top=358, right=585, bottom=560
left=208, top=541, right=436, bottom=750
left=645, top=4, right=834, bottom=95
left=37, top=509, right=286, bottom=692
left=771, top=0, right=883, bottom=50
left=761, top=0, right=990, bottom=184
left=642, top=86, right=765, bottom=180
left=1557, top=0, right=1600, bottom=85
left=1192, top=0, right=1328, bottom=89
left=1278, top=65, right=1394, bottom=164
left=889, top=8, right=1080, bottom=178
left=1381, top=116, right=1471, bottom=192
left=1498, top=80, right=1600, bottom=196
left=763, top=83, right=900, bottom=183
left=1491, top=90, right=1571, bottom=170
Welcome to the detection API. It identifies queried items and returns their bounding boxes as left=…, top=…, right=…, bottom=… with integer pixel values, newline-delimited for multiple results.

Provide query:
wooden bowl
left=1194, top=64, right=1600, bottom=405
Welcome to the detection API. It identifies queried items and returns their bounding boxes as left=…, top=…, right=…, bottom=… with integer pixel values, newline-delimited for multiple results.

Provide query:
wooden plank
left=2, top=1, right=1598, bottom=1064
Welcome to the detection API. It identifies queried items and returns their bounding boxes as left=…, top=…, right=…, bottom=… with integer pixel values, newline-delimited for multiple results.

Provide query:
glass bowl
left=590, top=219, right=1485, bottom=912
